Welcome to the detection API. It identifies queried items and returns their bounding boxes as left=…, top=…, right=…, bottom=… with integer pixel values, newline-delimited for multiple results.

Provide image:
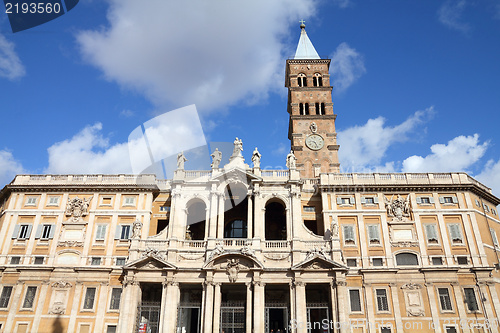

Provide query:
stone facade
left=0, top=25, right=500, bottom=333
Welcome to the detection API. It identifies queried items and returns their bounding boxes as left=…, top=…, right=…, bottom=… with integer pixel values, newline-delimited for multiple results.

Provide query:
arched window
left=320, top=103, right=325, bottom=115
left=395, top=253, right=419, bottom=266
left=297, top=73, right=307, bottom=87
left=304, top=103, right=309, bottom=115
left=313, top=73, right=323, bottom=87
left=224, top=219, right=247, bottom=238
left=299, top=103, right=305, bottom=115
left=187, top=201, right=206, bottom=240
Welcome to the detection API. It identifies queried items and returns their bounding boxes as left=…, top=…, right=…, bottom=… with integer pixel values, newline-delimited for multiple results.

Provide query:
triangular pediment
left=292, top=255, right=347, bottom=271
left=124, top=255, right=177, bottom=271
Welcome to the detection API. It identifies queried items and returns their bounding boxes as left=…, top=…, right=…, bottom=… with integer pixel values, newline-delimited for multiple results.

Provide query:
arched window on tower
left=320, top=103, right=325, bottom=115
left=297, top=73, right=307, bottom=87
left=315, top=103, right=320, bottom=115
left=299, top=103, right=310, bottom=115
left=304, top=103, right=309, bottom=115
left=313, top=73, right=323, bottom=87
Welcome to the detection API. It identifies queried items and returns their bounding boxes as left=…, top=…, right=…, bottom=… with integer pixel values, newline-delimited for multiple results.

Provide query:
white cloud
left=330, top=42, right=366, bottom=94
left=120, top=109, right=134, bottom=118
left=0, top=150, right=25, bottom=186
left=338, top=107, right=434, bottom=171
left=0, top=34, right=26, bottom=80
left=477, top=159, right=500, bottom=196
left=402, top=134, right=488, bottom=173
left=46, top=123, right=132, bottom=174
left=438, top=0, right=470, bottom=33
left=76, top=0, right=316, bottom=113
left=332, top=0, right=352, bottom=9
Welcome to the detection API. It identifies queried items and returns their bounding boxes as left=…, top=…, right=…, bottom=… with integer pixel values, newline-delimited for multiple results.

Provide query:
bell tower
left=286, top=22, right=340, bottom=177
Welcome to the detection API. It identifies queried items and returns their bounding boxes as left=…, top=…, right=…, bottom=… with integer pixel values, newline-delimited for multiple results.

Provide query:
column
left=158, top=281, right=168, bottom=333
left=487, top=282, right=500, bottom=319
left=203, top=282, right=215, bottom=333
left=213, top=283, right=222, bottom=333
left=247, top=194, right=253, bottom=239
left=246, top=282, right=253, bottom=333
left=209, top=190, right=219, bottom=238
left=358, top=214, right=369, bottom=267
left=290, top=281, right=296, bottom=333
left=295, top=281, right=307, bottom=333
left=253, top=189, right=263, bottom=239
left=253, top=281, right=265, bottom=333
left=329, top=281, right=338, bottom=333
left=424, top=283, right=442, bottom=333
left=335, top=277, right=348, bottom=333
left=164, top=282, right=180, bottom=333
left=451, top=283, right=471, bottom=333
left=94, top=283, right=110, bottom=333
left=436, top=214, right=454, bottom=265
left=389, top=283, right=402, bottom=333
left=117, top=279, right=140, bottom=333
left=363, top=283, right=375, bottom=333
left=478, top=282, right=496, bottom=326
left=217, top=194, right=225, bottom=238
left=68, top=282, right=84, bottom=333
left=30, top=281, right=50, bottom=333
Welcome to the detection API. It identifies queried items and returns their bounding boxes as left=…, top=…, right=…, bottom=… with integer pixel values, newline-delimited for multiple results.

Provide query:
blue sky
left=1, top=0, right=500, bottom=194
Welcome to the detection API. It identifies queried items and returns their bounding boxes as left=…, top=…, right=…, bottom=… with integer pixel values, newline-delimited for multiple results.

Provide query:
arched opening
left=186, top=201, right=206, bottom=240
left=299, top=103, right=309, bottom=116
left=224, top=184, right=248, bottom=238
left=395, top=252, right=419, bottom=266
left=313, top=73, right=323, bottom=87
left=297, top=73, right=307, bottom=87
left=320, top=103, right=325, bottom=115
left=265, top=200, right=287, bottom=240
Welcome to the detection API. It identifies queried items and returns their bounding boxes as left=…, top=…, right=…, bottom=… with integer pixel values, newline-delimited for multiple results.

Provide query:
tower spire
left=294, top=20, right=320, bottom=60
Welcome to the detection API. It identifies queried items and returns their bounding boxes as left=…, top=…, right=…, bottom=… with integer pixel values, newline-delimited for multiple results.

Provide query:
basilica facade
left=0, top=25, right=500, bottom=333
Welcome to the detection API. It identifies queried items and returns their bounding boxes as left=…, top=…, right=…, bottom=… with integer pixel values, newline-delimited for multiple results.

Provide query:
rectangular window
left=375, top=289, right=389, bottom=312
left=115, top=225, right=131, bottom=240
left=34, top=257, right=44, bottom=265
left=25, top=197, right=37, bottom=206
left=39, top=224, right=54, bottom=239
left=10, top=256, right=20, bottom=265
left=123, top=196, right=136, bottom=206
left=106, top=326, right=117, bottom=333
left=464, top=288, right=479, bottom=311
left=48, top=196, right=60, bottom=205
left=346, top=259, right=357, bottom=267
left=303, top=206, right=316, bottom=212
left=83, top=288, right=96, bottom=310
left=445, top=327, right=458, bottom=333
left=91, top=257, right=101, bottom=266
left=424, top=224, right=439, bottom=244
left=115, top=257, right=126, bottom=266
left=349, top=289, right=362, bottom=312
left=432, top=257, right=443, bottom=265
left=95, top=224, right=107, bottom=241
left=367, top=225, right=381, bottom=245
left=16, top=224, right=32, bottom=240
left=22, top=286, right=37, bottom=309
left=109, top=288, right=121, bottom=310
left=490, top=228, right=499, bottom=247
left=343, top=225, right=356, bottom=245
left=438, top=288, right=453, bottom=311
left=440, top=196, right=455, bottom=204
left=381, top=328, right=391, bottom=333
left=417, top=196, right=433, bottom=204
left=361, top=196, right=377, bottom=205
left=372, top=258, right=383, bottom=267
left=457, top=256, right=468, bottom=265
left=159, top=206, right=170, bottom=212
left=448, top=224, right=463, bottom=244
left=483, top=204, right=490, bottom=212
left=0, top=286, right=13, bottom=308
left=100, top=197, right=113, bottom=206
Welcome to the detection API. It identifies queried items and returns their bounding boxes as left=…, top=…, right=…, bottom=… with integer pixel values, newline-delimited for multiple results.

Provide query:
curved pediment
left=203, top=252, right=264, bottom=270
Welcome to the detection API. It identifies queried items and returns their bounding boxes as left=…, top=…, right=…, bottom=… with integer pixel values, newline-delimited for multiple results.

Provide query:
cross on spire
left=299, top=20, right=306, bottom=28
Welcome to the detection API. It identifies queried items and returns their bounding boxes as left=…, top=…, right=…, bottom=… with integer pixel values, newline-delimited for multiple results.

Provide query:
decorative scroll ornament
left=401, top=283, right=422, bottom=290
left=65, top=196, right=92, bottom=222
left=49, top=304, right=66, bottom=314
left=207, top=242, right=225, bottom=262
left=310, top=122, right=318, bottom=133
left=305, top=246, right=328, bottom=260
left=52, top=281, right=72, bottom=288
left=226, top=259, right=240, bottom=283
left=240, top=244, right=256, bottom=258
left=142, top=247, right=166, bottom=261
left=384, top=195, right=411, bottom=222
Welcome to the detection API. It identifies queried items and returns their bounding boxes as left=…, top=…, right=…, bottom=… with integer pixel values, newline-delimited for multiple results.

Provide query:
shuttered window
left=343, top=225, right=355, bottom=245
left=424, top=224, right=439, bottom=244
left=349, top=289, right=362, bottom=312
left=448, top=224, right=463, bottom=244
left=367, top=225, right=380, bottom=244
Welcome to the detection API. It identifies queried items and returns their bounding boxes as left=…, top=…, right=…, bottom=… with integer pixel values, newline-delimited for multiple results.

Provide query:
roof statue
left=294, top=20, right=320, bottom=60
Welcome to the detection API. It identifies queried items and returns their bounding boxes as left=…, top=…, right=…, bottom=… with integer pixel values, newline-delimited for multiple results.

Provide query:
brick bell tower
left=286, top=22, right=340, bottom=177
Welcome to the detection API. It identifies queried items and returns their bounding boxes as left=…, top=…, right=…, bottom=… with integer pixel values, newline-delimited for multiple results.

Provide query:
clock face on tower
left=305, top=134, right=325, bottom=150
